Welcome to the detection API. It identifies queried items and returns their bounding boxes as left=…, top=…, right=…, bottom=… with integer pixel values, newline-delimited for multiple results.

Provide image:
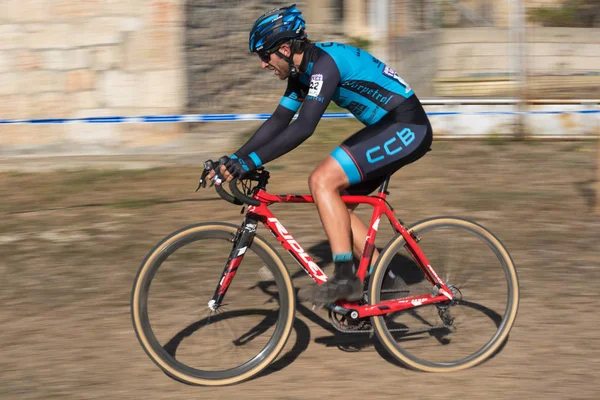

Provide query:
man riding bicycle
left=204, top=4, right=433, bottom=308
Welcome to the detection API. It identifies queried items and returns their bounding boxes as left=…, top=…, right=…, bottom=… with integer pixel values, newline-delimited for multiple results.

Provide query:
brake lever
left=196, top=160, right=214, bottom=192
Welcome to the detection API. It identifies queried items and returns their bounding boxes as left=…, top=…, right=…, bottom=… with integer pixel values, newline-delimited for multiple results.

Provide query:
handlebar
left=228, top=178, right=261, bottom=206
left=215, top=179, right=243, bottom=205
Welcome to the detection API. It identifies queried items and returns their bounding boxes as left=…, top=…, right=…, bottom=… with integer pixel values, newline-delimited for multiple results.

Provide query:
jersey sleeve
left=250, top=52, right=341, bottom=166
left=278, top=78, right=306, bottom=112
left=233, top=105, right=296, bottom=159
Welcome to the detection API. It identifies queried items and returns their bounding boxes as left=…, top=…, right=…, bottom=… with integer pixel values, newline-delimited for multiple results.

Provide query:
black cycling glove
left=224, top=155, right=256, bottom=180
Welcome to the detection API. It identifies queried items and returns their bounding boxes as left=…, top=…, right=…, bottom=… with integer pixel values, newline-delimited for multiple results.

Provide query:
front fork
left=208, top=215, right=259, bottom=311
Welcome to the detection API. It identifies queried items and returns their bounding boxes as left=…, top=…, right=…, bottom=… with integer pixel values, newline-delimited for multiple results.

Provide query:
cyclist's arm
left=249, top=54, right=341, bottom=166
left=234, top=105, right=295, bottom=158
left=234, top=79, right=305, bottom=158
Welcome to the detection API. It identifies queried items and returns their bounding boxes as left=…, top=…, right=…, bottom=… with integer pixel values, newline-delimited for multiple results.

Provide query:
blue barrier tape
left=0, top=110, right=598, bottom=125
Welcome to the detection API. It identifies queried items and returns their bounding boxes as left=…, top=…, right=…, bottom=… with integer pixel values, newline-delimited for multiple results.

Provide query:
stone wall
left=0, top=0, right=186, bottom=154
left=0, top=0, right=348, bottom=155
left=1, top=3, right=599, bottom=156
left=391, top=27, right=600, bottom=98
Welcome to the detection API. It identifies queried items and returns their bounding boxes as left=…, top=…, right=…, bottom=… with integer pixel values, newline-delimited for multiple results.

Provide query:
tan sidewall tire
left=131, top=223, right=296, bottom=385
left=369, top=217, right=519, bottom=372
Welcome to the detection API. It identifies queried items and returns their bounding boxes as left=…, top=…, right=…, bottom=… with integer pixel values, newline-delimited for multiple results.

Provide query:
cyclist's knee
left=308, top=170, right=327, bottom=194
left=309, top=158, right=350, bottom=194
left=309, top=170, right=345, bottom=195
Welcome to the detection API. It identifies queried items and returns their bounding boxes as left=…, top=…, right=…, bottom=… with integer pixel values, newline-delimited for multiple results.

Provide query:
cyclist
left=204, top=4, right=433, bottom=307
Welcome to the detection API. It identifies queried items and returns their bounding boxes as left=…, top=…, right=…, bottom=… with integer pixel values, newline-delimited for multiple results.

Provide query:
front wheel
left=131, top=222, right=296, bottom=386
left=369, top=217, right=519, bottom=372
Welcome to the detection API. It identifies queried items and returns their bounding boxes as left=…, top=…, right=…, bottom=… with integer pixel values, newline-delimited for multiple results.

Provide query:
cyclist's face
left=260, top=44, right=291, bottom=80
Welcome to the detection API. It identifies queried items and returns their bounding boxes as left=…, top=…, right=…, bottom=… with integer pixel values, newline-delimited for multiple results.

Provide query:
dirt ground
left=1, top=137, right=599, bottom=399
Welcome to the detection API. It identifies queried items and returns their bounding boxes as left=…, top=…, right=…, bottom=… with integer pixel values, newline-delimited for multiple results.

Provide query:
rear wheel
left=369, top=217, right=519, bottom=372
left=131, top=222, right=295, bottom=385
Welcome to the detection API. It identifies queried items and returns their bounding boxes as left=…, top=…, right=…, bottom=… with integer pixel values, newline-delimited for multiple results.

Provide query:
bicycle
left=131, top=160, right=519, bottom=386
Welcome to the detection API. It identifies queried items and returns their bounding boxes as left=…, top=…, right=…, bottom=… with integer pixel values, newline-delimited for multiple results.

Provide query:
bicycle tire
left=131, top=222, right=295, bottom=385
left=369, top=217, right=519, bottom=372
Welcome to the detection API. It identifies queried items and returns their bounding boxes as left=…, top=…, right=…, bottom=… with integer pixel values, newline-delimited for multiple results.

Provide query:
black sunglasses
left=257, top=51, right=271, bottom=63
left=257, top=46, right=281, bottom=63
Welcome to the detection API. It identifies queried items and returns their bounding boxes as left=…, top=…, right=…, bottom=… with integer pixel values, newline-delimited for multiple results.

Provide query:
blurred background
left=188, top=0, right=600, bottom=105
left=1, top=0, right=598, bottom=152
left=1, top=1, right=600, bottom=399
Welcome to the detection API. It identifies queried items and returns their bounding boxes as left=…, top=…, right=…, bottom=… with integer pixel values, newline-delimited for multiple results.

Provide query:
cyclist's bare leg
left=309, top=156, right=352, bottom=254
left=308, top=156, right=362, bottom=305
left=348, top=207, right=380, bottom=268
left=308, top=159, right=380, bottom=265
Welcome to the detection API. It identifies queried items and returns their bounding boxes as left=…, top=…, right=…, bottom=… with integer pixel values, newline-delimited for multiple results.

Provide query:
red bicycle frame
left=215, top=185, right=453, bottom=319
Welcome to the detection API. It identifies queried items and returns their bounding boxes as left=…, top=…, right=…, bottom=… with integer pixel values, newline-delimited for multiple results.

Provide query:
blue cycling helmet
left=249, top=4, right=307, bottom=53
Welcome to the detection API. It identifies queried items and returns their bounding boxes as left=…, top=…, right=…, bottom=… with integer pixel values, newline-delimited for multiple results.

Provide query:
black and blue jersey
left=235, top=42, right=424, bottom=177
left=280, top=42, right=414, bottom=125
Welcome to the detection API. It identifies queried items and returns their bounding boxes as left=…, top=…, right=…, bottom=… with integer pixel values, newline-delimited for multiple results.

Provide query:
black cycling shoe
left=311, top=274, right=363, bottom=308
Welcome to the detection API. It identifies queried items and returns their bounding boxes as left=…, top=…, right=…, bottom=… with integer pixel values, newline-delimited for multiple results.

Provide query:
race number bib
left=308, top=74, right=324, bottom=97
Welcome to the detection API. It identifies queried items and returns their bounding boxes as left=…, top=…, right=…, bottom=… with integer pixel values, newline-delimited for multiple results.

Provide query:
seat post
left=378, top=174, right=391, bottom=194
